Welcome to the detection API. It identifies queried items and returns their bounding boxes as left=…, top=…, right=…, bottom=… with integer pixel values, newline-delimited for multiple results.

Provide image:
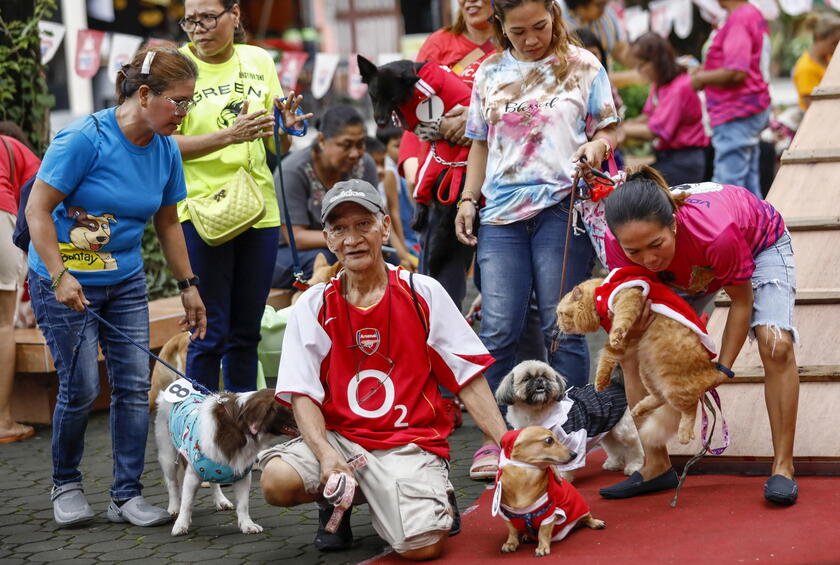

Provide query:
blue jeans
left=29, top=270, right=150, bottom=500
left=183, top=223, right=279, bottom=392
left=712, top=109, right=770, bottom=198
left=683, top=232, right=797, bottom=343
left=477, top=201, right=595, bottom=392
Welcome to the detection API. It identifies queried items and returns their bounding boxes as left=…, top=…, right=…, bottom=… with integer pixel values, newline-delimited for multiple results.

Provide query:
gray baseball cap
left=320, top=179, right=386, bottom=224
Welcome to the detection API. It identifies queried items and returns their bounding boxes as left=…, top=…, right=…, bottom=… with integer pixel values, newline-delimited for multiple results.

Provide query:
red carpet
left=370, top=452, right=840, bottom=564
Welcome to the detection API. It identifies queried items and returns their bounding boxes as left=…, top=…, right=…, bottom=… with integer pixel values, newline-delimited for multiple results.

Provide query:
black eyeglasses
left=179, top=8, right=231, bottom=33
left=349, top=346, right=395, bottom=405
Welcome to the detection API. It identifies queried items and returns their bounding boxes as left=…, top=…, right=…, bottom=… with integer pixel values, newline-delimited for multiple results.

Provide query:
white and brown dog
left=153, top=367, right=298, bottom=536
left=493, top=426, right=605, bottom=557
left=496, top=360, right=643, bottom=481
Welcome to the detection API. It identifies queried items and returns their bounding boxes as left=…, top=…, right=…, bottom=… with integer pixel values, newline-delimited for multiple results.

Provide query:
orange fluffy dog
left=555, top=271, right=725, bottom=445
left=494, top=426, right=605, bottom=557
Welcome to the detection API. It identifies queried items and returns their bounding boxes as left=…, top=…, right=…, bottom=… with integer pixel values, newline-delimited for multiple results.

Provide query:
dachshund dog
left=494, top=426, right=605, bottom=557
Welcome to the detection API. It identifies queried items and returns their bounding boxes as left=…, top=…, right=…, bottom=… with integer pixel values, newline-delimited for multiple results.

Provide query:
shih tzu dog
left=495, top=360, right=643, bottom=481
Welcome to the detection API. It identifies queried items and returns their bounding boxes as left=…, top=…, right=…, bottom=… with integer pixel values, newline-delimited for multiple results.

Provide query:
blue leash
left=82, top=307, right=216, bottom=398
left=274, top=102, right=309, bottom=290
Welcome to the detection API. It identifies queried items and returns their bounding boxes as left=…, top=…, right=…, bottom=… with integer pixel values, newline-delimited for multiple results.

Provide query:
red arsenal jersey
left=276, top=265, right=494, bottom=459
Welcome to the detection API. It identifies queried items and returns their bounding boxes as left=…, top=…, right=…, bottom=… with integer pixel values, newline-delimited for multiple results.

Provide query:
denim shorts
left=684, top=231, right=797, bottom=343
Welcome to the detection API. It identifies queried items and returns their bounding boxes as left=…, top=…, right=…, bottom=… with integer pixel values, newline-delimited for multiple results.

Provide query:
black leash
left=273, top=104, right=309, bottom=291
left=81, top=307, right=216, bottom=398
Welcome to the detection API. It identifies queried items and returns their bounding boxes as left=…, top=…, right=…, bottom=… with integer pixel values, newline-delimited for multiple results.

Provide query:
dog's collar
left=492, top=453, right=548, bottom=518
left=498, top=451, right=543, bottom=471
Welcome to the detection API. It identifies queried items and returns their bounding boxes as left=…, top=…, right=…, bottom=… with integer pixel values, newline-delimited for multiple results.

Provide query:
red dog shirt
left=594, top=266, right=717, bottom=357
left=493, top=429, right=591, bottom=542
left=396, top=63, right=472, bottom=206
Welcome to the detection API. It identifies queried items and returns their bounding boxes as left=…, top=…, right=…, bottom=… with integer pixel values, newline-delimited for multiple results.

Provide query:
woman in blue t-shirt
left=26, top=48, right=206, bottom=528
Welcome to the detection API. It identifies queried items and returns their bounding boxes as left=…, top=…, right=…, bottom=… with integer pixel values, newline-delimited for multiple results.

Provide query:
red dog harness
left=394, top=63, right=472, bottom=206
left=594, top=266, right=717, bottom=357
left=492, top=430, right=590, bottom=542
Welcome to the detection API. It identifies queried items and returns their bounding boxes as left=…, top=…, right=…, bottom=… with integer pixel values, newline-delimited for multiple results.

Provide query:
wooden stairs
left=669, top=54, right=840, bottom=474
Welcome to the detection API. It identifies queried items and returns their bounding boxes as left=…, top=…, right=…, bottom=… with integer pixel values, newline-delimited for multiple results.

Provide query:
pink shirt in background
left=643, top=73, right=710, bottom=151
left=605, top=183, right=785, bottom=295
left=703, top=3, right=771, bottom=127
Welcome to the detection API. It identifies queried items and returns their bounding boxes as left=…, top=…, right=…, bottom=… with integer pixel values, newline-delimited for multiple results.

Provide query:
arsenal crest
left=356, top=328, right=380, bottom=355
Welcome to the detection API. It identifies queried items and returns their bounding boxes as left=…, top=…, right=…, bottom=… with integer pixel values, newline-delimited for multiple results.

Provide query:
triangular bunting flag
left=75, top=29, right=105, bottom=79
left=311, top=53, right=340, bottom=100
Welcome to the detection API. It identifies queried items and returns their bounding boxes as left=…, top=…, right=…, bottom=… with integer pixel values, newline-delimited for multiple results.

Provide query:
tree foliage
left=0, top=0, right=57, bottom=155
left=142, top=223, right=179, bottom=300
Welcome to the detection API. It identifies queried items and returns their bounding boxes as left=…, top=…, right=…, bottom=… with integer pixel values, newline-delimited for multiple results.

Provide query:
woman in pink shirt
left=690, top=0, right=771, bottom=198
left=598, top=167, right=799, bottom=506
left=622, top=33, right=710, bottom=186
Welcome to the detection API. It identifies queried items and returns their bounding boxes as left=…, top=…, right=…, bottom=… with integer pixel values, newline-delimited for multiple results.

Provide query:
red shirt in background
left=398, top=29, right=494, bottom=177
left=0, top=136, right=41, bottom=215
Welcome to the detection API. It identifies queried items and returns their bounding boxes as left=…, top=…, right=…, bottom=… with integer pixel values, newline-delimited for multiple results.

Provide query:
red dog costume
left=492, top=429, right=591, bottom=542
left=395, top=63, right=472, bottom=206
left=594, top=266, right=717, bottom=357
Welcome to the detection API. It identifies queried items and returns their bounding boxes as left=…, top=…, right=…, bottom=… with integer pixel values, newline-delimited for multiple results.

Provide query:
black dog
left=358, top=55, right=475, bottom=279
left=357, top=56, right=426, bottom=128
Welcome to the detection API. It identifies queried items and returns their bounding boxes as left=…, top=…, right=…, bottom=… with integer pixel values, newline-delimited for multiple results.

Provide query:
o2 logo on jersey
left=356, top=328, right=380, bottom=355
left=347, top=369, right=409, bottom=427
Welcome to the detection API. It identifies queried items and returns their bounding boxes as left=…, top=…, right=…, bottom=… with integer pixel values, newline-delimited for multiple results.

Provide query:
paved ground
left=0, top=411, right=491, bottom=565
left=2, top=280, right=609, bottom=564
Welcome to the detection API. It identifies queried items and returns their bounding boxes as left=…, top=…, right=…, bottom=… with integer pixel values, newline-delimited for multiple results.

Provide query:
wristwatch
left=177, top=275, right=200, bottom=291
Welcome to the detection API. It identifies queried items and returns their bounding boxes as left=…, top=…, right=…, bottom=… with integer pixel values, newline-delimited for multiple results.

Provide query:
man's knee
left=396, top=535, right=446, bottom=561
left=260, top=457, right=313, bottom=507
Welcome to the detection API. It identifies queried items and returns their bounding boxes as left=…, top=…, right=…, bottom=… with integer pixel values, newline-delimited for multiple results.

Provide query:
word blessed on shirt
left=504, top=97, right=560, bottom=115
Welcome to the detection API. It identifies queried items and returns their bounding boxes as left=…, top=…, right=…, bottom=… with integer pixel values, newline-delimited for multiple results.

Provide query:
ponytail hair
left=604, top=165, right=688, bottom=233
left=115, top=46, right=197, bottom=104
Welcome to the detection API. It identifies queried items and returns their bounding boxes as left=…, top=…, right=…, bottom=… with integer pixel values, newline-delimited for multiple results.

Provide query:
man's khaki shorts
left=258, top=431, right=454, bottom=553
left=0, top=211, right=25, bottom=292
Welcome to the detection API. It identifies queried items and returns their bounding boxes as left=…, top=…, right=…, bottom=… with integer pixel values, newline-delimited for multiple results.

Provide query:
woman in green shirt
left=173, top=0, right=309, bottom=392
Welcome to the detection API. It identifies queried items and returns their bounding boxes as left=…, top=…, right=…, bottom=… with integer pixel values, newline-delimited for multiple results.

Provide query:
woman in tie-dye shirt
left=455, top=0, right=618, bottom=433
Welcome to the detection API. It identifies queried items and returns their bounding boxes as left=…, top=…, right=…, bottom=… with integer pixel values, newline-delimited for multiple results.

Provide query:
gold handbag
left=186, top=166, right=266, bottom=246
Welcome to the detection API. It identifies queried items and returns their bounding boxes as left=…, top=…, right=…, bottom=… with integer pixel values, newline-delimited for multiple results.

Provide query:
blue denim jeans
left=683, top=232, right=797, bottom=343
left=712, top=109, right=770, bottom=198
left=183, top=223, right=279, bottom=392
left=29, top=270, right=150, bottom=500
left=477, top=201, right=595, bottom=392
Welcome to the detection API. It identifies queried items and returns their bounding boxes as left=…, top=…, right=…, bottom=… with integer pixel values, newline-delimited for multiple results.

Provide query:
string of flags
left=37, top=0, right=839, bottom=98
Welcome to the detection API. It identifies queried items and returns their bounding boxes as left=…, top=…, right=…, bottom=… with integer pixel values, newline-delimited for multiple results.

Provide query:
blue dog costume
left=169, top=393, right=250, bottom=483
